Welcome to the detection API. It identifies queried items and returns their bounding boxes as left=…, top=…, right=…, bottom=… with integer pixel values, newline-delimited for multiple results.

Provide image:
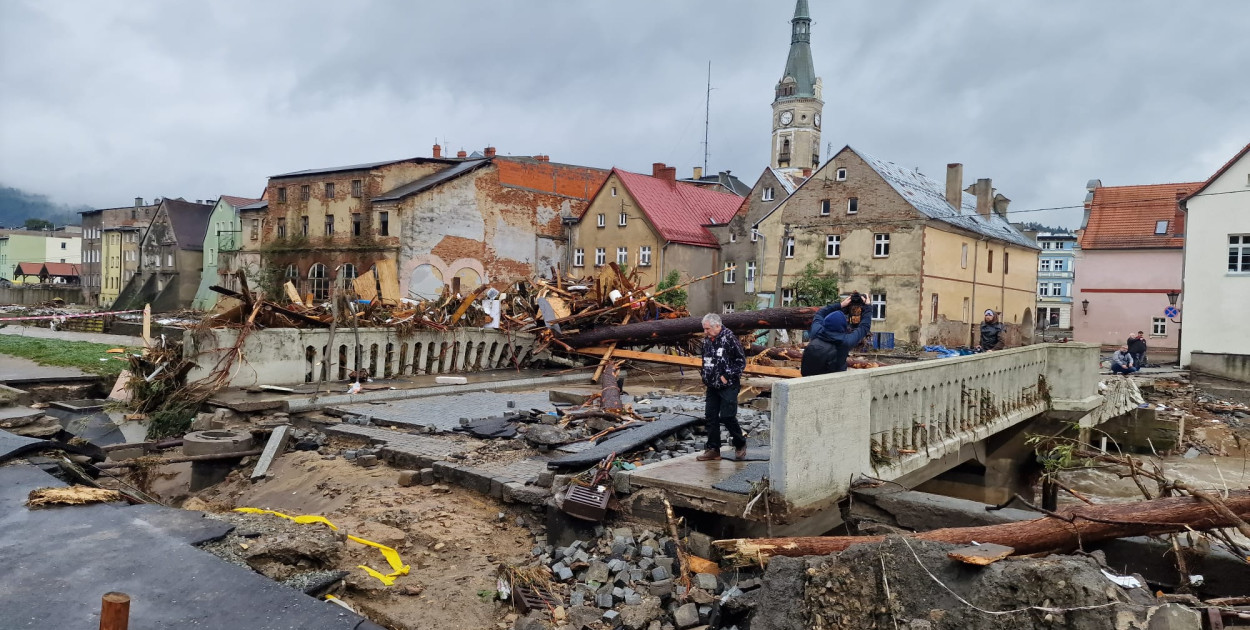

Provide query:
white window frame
left=722, top=302, right=735, bottom=314
left=165, top=253, right=174, bottom=267
left=597, top=214, right=605, bottom=228
left=729, top=232, right=737, bottom=243
left=870, top=293, right=886, bottom=320
left=847, top=198, right=858, bottom=214
left=573, top=248, right=585, bottom=267
left=1040, top=259, right=1052, bottom=272
left=819, top=199, right=830, bottom=216
left=781, top=288, right=794, bottom=306
left=961, top=243, right=968, bottom=269
left=1230, top=234, right=1250, bottom=273
left=762, top=187, right=774, bottom=201
left=616, top=247, right=628, bottom=266
left=874, top=233, right=890, bottom=258
left=785, top=237, right=795, bottom=259
left=639, top=245, right=652, bottom=266
left=723, top=262, right=736, bottom=284
left=835, top=168, right=847, bottom=181
left=750, top=230, right=758, bottom=243
left=1154, top=220, right=1168, bottom=235
left=1151, top=317, right=1167, bottom=336
left=825, top=234, right=841, bottom=258
left=611, top=186, right=617, bottom=197
left=594, top=248, right=606, bottom=266
left=619, top=212, right=627, bottom=227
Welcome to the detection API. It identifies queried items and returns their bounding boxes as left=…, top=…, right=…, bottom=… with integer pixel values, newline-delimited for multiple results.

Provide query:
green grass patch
left=0, top=336, right=137, bottom=378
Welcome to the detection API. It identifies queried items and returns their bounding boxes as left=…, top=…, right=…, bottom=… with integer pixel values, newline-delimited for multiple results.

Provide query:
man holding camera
left=801, top=292, right=874, bottom=377
left=1127, top=331, right=1147, bottom=369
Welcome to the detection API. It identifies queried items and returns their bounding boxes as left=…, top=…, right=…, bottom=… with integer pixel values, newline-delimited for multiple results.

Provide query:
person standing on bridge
left=978, top=309, right=1005, bottom=351
left=1127, top=331, right=1148, bottom=369
left=697, top=313, right=748, bottom=461
left=800, top=293, right=873, bottom=377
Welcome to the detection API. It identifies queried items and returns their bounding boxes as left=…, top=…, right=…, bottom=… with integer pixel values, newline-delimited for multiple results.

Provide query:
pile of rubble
left=509, top=525, right=758, bottom=630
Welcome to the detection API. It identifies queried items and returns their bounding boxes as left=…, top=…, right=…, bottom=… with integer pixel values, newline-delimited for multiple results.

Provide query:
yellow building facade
left=755, top=146, right=1039, bottom=347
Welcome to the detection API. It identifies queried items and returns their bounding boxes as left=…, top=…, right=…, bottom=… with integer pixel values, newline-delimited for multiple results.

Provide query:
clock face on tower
left=780, top=111, right=793, bottom=126
left=814, top=113, right=821, bottom=128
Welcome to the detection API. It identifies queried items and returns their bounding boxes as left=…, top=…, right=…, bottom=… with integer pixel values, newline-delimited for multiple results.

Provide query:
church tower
left=771, top=0, right=823, bottom=172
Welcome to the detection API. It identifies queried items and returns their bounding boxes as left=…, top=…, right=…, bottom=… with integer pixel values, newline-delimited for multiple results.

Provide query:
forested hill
left=0, top=185, right=88, bottom=229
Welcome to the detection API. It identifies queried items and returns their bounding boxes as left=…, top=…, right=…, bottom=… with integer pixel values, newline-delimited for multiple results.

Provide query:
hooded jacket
left=980, top=314, right=1005, bottom=350
left=800, top=302, right=873, bottom=376
left=701, top=327, right=746, bottom=390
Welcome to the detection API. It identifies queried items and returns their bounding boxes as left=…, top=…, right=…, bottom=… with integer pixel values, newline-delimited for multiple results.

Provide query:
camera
left=847, top=292, right=866, bottom=306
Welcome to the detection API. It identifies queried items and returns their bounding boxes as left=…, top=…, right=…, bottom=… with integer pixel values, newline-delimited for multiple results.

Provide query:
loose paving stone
left=694, top=573, right=718, bottom=592
left=397, top=470, right=419, bottom=487
left=596, top=592, right=615, bottom=608
left=586, top=561, right=611, bottom=584
left=602, top=609, right=621, bottom=627
left=650, top=566, right=670, bottom=582
left=673, top=602, right=700, bottom=628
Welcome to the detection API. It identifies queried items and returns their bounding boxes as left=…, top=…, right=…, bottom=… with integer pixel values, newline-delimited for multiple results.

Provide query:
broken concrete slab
left=250, top=425, right=292, bottom=482
left=452, top=416, right=517, bottom=439
left=710, top=462, right=769, bottom=495
left=548, top=414, right=702, bottom=470
left=0, top=464, right=384, bottom=630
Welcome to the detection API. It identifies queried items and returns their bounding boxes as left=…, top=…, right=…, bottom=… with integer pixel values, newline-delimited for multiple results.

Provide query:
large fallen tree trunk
left=558, top=306, right=821, bottom=348
left=715, top=490, right=1250, bottom=564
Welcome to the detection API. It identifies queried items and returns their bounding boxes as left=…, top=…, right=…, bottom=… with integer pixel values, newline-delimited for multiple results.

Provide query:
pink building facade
left=1071, top=248, right=1182, bottom=355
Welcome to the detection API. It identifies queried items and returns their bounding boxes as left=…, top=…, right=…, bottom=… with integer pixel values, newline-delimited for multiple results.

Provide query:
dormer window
left=835, top=168, right=847, bottom=181
left=762, top=187, right=775, bottom=201
left=1154, top=220, right=1168, bottom=235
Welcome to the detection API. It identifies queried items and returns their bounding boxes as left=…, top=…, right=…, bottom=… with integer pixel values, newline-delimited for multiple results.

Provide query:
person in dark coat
left=978, top=310, right=1005, bottom=351
left=1127, top=331, right=1148, bottom=369
left=800, top=294, right=873, bottom=377
left=697, top=313, right=748, bottom=461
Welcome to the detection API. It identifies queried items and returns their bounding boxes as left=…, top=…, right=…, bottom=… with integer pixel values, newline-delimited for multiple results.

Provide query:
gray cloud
left=1, top=0, right=1247, bottom=228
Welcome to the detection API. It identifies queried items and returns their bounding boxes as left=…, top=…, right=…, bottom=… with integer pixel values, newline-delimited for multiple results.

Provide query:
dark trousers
left=1131, top=352, right=1146, bottom=369
left=704, top=385, right=746, bottom=450
left=1111, top=363, right=1138, bottom=375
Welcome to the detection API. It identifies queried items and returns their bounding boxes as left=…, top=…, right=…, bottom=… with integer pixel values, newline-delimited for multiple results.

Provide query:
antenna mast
left=702, top=61, right=712, bottom=174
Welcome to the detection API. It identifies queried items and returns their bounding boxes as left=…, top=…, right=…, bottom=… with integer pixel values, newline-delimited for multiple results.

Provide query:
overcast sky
left=2, top=0, right=1247, bottom=228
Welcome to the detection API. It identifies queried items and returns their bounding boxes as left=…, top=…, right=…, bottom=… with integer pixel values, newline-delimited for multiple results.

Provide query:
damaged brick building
left=255, top=147, right=606, bottom=300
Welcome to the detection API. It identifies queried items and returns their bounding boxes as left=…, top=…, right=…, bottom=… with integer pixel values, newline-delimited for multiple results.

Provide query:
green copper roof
left=777, top=0, right=817, bottom=100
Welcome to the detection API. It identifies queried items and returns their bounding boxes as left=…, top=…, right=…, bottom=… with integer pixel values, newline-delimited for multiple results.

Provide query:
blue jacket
left=800, top=303, right=873, bottom=376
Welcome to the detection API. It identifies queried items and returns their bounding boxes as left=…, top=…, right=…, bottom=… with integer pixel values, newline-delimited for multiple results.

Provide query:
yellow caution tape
left=234, top=507, right=409, bottom=586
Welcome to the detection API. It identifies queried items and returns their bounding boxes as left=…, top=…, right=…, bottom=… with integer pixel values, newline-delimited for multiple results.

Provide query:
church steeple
left=771, top=0, right=823, bottom=171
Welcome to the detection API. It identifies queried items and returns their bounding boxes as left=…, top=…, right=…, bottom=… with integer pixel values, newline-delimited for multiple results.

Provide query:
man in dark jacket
left=800, top=294, right=873, bottom=377
left=1127, top=331, right=1148, bottom=369
left=978, top=310, right=1005, bottom=351
left=697, top=313, right=748, bottom=461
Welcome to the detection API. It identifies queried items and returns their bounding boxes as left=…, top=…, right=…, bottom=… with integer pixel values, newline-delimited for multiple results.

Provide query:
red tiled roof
left=1182, top=142, right=1250, bottom=203
left=220, top=195, right=262, bottom=209
left=612, top=169, right=742, bottom=247
left=1079, top=182, right=1201, bottom=250
left=43, top=262, right=79, bottom=277
left=14, top=262, right=43, bottom=276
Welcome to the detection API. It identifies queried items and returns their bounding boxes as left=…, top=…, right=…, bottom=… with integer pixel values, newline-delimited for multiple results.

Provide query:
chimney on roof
left=537, top=155, right=550, bottom=163
left=693, top=166, right=703, bottom=180
left=660, top=166, right=677, bottom=184
left=456, top=150, right=468, bottom=158
left=484, top=146, right=496, bottom=158
left=945, top=163, right=963, bottom=210
left=134, top=197, right=143, bottom=208
left=433, top=144, right=442, bottom=158
left=992, top=193, right=1011, bottom=218
left=652, top=162, right=666, bottom=177
left=968, top=178, right=993, bottom=219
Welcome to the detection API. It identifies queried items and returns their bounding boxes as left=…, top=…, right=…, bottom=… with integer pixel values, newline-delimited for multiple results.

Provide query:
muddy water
left=1058, top=454, right=1250, bottom=504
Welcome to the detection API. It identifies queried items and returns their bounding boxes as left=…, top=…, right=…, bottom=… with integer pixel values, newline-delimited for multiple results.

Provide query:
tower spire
left=770, top=0, right=823, bottom=172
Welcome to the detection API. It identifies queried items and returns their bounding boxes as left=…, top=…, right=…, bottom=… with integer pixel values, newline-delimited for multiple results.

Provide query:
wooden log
left=601, top=362, right=623, bottom=412
left=558, top=307, right=821, bottom=348
left=715, top=490, right=1250, bottom=564
left=577, top=347, right=802, bottom=378
left=99, top=591, right=131, bottom=630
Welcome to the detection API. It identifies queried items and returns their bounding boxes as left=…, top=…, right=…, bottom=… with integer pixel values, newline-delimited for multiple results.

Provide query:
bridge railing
left=769, top=343, right=1101, bottom=508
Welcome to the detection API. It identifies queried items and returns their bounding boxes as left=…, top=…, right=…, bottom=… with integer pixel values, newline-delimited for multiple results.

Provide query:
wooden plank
left=283, top=281, right=304, bottom=306
left=947, top=543, right=1015, bottom=566
left=352, top=268, right=378, bottom=302
left=592, top=313, right=631, bottom=383
left=576, top=347, right=801, bottom=378
left=375, top=258, right=400, bottom=304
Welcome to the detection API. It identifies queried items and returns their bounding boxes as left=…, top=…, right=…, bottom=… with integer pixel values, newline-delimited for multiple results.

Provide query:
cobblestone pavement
left=329, top=390, right=563, bottom=431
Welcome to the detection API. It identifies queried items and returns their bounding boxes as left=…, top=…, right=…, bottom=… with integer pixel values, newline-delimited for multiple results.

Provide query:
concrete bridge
left=625, top=343, right=1121, bottom=535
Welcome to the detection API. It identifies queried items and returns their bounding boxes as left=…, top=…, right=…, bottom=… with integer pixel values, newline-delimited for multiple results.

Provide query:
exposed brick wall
left=495, top=158, right=607, bottom=204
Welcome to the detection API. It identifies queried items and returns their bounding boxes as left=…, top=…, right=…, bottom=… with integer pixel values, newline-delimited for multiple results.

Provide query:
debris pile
left=504, top=524, right=759, bottom=630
